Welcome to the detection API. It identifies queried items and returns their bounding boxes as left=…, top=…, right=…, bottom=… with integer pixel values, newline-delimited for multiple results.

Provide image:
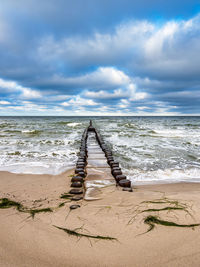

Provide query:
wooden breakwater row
left=69, top=121, right=132, bottom=199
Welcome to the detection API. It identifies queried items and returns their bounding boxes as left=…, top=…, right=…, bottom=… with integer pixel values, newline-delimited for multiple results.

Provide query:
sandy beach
left=1, top=0, right=200, bottom=264
left=0, top=170, right=200, bottom=266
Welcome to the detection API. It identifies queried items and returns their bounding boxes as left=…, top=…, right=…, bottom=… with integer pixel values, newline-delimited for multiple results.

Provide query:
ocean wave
left=56, top=121, right=71, bottom=125
left=67, top=122, right=82, bottom=127
left=0, top=134, right=8, bottom=138
left=0, top=123, right=13, bottom=128
left=125, top=167, right=200, bottom=185
left=39, top=139, right=66, bottom=145
left=3, top=130, right=21, bottom=134
left=119, top=122, right=138, bottom=129
left=0, top=161, right=75, bottom=175
left=21, top=129, right=41, bottom=135
left=153, top=129, right=187, bottom=138
left=8, top=151, right=21, bottom=156
left=147, top=130, right=157, bottom=134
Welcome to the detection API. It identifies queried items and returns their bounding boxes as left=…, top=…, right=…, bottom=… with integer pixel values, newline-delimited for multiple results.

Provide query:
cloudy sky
left=0, top=0, right=200, bottom=116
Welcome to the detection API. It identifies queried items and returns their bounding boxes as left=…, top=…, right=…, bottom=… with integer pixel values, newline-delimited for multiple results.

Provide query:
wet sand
left=1, top=170, right=200, bottom=266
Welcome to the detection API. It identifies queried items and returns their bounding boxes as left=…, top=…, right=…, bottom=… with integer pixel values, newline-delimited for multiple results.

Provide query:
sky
left=0, top=0, right=200, bottom=116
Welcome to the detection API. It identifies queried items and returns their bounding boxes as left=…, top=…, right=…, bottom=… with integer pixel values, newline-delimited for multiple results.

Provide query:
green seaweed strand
left=144, top=215, right=200, bottom=233
left=0, top=198, right=23, bottom=211
left=0, top=198, right=53, bottom=218
left=141, top=206, right=185, bottom=213
left=54, top=225, right=117, bottom=241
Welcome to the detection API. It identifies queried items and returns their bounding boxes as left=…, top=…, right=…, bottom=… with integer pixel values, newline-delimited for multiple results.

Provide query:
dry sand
left=1, top=170, right=200, bottom=266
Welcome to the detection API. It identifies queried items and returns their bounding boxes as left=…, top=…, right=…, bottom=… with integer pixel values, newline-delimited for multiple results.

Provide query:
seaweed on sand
left=60, top=193, right=73, bottom=199
left=54, top=225, right=117, bottom=241
left=0, top=198, right=23, bottom=211
left=140, top=197, right=193, bottom=218
left=141, top=206, right=185, bottom=213
left=144, top=215, right=200, bottom=233
left=0, top=198, right=53, bottom=218
left=127, top=196, right=200, bottom=235
left=27, top=207, right=53, bottom=218
left=141, top=197, right=187, bottom=208
left=58, top=202, right=65, bottom=207
left=128, top=196, right=193, bottom=225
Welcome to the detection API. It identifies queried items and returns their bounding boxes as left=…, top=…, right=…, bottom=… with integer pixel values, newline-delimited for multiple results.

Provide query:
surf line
left=69, top=120, right=132, bottom=200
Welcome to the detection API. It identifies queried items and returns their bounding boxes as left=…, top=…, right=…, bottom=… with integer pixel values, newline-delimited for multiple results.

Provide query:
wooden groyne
left=69, top=120, right=132, bottom=200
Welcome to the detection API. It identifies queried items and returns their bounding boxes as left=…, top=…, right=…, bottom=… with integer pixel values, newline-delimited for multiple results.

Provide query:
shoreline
left=1, top=169, right=200, bottom=186
left=1, top=170, right=200, bottom=266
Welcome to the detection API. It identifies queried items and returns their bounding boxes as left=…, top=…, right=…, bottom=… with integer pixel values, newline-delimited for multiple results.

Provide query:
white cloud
left=84, top=88, right=127, bottom=99
left=0, top=77, right=42, bottom=99
left=0, top=100, right=10, bottom=105
left=84, top=67, right=130, bottom=86
left=84, top=79, right=148, bottom=103
left=141, top=15, right=200, bottom=78
left=38, top=20, right=154, bottom=65
left=69, top=97, right=98, bottom=106
left=20, top=88, right=41, bottom=99
left=61, top=102, right=70, bottom=107
left=61, top=96, right=98, bottom=107
left=118, top=99, right=130, bottom=108
left=137, top=106, right=149, bottom=110
left=131, top=92, right=149, bottom=101
left=0, top=78, right=18, bottom=92
left=45, top=95, right=71, bottom=101
left=38, top=66, right=131, bottom=91
left=145, top=21, right=178, bottom=59
left=38, top=14, right=200, bottom=80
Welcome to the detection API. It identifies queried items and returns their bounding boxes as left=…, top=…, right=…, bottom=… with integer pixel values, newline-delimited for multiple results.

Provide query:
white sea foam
left=0, top=161, right=75, bottom=175
left=126, top=167, right=200, bottom=185
left=153, top=129, right=185, bottom=137
left=21, top=129, right=38, bottom=133
left=67, top=122, right=81, bottom=127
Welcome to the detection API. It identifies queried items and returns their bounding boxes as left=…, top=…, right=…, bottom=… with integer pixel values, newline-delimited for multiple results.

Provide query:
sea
left=0, top=116, right=200, bottom=185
